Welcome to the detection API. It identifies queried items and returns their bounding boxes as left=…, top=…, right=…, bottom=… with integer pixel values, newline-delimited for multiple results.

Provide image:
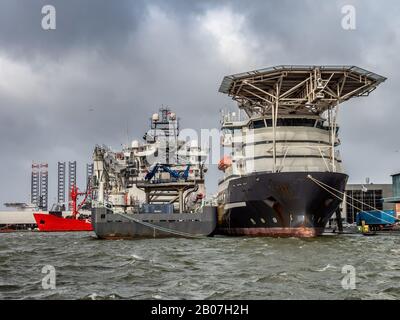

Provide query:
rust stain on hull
left=219, top=227, right=324, bottom=238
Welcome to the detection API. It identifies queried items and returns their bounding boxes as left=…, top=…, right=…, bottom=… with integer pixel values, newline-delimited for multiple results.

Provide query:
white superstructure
left=217, top=65, right=386, bottom=188
left=221, top=112, right=343, bottom=177
left=92, top=108, right=208, bottom=213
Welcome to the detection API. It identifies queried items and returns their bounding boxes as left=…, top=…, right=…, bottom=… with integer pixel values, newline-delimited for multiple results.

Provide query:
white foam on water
left=316, top=264, right=336, bottom=272
left=131, top=253, right=145, bottom=261
left=88, top=293, right=98, bottom=300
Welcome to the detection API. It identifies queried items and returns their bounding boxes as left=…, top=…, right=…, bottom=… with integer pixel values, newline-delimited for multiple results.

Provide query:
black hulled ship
left=216, top=65, right=386, bottom=237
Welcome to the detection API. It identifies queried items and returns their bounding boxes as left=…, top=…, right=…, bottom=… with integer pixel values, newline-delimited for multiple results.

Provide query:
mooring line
left=308, top=175, right=396, bottom=220
left=117, top=212, right=206, bottom=239
left=307, top=175, right=394, bottom=225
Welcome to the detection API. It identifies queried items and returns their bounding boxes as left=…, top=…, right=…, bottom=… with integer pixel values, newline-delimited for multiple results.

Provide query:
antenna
left=126, top=118, right=129, bottom=148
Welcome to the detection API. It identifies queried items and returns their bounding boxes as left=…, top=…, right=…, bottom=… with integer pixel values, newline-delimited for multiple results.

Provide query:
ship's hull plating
left=92, top=207, right=217, bottom=239
left=217, top=171, right=348, bottom=237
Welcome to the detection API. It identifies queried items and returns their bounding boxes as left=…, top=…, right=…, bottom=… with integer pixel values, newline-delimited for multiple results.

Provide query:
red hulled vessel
left=34, top=185, right=93, bottom=232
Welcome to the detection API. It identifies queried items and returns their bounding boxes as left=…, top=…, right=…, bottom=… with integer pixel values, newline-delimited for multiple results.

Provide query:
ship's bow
left=218, top=171, right=348, bottom=237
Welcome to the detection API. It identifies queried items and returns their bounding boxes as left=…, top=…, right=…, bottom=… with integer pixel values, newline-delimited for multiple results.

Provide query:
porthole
left=250, top=218, right=256, bottom=225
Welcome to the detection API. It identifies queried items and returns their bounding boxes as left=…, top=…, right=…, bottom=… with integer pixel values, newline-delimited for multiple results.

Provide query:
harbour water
left=1, top=232, right=400, bottom=300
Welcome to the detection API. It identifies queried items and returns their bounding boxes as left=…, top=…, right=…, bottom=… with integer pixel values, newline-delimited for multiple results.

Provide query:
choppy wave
left=1, top=232, right=400, bottom=299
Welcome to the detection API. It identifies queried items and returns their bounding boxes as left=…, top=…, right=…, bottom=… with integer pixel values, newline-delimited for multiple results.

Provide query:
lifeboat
left=218, top=155, right=232, bottom=171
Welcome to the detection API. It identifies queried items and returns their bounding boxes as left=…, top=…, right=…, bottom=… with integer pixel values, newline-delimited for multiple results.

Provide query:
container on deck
left=141, top=204, right=174, bottom=214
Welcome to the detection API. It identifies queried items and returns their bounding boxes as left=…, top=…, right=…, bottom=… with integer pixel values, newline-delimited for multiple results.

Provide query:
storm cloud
left=0, top=0, right=399, bottom=208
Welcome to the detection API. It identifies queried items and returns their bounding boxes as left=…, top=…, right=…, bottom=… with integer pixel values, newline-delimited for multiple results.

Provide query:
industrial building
left=382, top=173, right=400, bottom=219
left=343, top=183, right=393, bottom=223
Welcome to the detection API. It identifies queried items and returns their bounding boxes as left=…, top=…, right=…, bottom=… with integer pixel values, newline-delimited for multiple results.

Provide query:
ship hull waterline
left=216, top=171, right=348, bottom=238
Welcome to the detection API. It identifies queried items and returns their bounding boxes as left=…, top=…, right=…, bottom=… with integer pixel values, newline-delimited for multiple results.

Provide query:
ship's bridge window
left=249, top=120, right=266, bottom=129
left=316, top=120, right=340, bottom=133
left=316, top=120, right=325, bottom=130
left=222, top=127, right=242, bottom=135
left=265, top=118, right=317, bottom=127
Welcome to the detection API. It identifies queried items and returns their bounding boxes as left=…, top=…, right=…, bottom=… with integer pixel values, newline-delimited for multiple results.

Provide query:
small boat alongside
left=34, top=185, right=93, bottom=232
left=33, top=212, right=92, bottom=232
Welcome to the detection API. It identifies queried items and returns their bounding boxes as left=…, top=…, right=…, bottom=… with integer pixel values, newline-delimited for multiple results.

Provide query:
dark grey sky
left=0, top=0, right=399, bottom=208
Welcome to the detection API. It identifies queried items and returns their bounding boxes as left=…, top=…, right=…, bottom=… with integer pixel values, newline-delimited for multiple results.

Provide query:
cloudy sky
left=0, top=0, right=399, bottom=208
